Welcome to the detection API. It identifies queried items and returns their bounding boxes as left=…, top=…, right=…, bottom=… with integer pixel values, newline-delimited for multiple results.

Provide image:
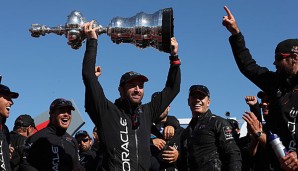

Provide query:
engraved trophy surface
left=29, top=8, right=174, bottom=53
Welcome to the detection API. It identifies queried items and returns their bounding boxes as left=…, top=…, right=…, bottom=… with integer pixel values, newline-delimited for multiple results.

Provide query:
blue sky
left=1, top=1, right=298, bottom=135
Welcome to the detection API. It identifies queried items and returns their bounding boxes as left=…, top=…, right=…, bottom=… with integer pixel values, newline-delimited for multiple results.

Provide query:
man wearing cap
left=0, top=83, right=19, bottom=171
left=223, top=6, right=298, bottom=170
left=10, top=114, right=36, bottom=171
left=75, top=130, right=99, bottom=171
left=82, top=21, right=180, bottom=170
left=21, top=98, right=84, bottom=171
left=181, top=85, right=242, bottom=171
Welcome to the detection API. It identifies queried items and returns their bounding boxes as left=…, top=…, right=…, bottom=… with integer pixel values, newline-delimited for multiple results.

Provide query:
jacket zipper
left=134, top=129, right=138, bottom=170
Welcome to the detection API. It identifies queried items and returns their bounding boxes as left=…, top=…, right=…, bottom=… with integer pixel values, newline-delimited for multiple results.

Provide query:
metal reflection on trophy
left=29, top=8, right=174, bottom=53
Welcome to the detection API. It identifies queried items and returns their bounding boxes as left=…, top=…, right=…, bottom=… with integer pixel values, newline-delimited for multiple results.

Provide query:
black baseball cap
left=275, top=39, right=298, bottom=61
left=49, top=98, right=75, bottom=114
left=275, top=39, right=298, bottom=54
left=189, top=85, right=210, bottom=97
left=14, top=114, right=36, bottom=128
left=0, top=84, right=19, bottom=99
left=75, top=130, right=90, bottom=139
left=119, top=71, right=148, bottom=87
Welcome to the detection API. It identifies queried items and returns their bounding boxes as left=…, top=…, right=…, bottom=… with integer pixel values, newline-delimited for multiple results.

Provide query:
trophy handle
left=29, top=24, right=66, bottom=37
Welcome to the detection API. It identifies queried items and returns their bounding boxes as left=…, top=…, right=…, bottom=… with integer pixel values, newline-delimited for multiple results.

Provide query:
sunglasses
left=78, top=137, right=89, bottom=143
left=275, top=53, right=298, bottom=61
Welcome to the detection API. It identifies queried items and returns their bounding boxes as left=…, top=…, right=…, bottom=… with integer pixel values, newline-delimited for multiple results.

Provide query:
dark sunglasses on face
left=275, top=53, right=298, bottom=61
left=78, top=138, right=89, bottom=143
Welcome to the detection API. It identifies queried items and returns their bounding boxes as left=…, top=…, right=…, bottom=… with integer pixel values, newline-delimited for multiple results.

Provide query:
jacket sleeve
left=149, top=61, right=181, bottom=122
left=216, top=118, right=242, bottom=171
left=82, top=39, right=112, bottom=128
left=10, top=135, right=27, bottom=170
left=20, top=137, right=38, bottom=171
left=229, top=33, right=277, bottom=93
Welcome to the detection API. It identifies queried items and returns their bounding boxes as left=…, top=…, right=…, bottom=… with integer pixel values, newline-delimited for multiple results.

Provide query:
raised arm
left=245, top=96, right=262, bottom=122
left=82, top=21, right=108, bottom=127
left=222, top=6, right=240, bottom=35
left=150, top=37, right=181, bottom=122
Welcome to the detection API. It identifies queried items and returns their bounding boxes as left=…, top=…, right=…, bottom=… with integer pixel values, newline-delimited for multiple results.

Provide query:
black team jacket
left=229, top=33, right=298, bottom=159
left=82, top=39, right=181, bottom=171
left=21, top=123, right=84, bottom=171
left=182, top=110, right=242, bottom=171
left=0, top=117, right=12, bottom=171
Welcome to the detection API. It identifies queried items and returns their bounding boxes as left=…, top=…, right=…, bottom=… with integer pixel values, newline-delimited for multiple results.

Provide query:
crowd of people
left=0, top=5, right=298, bottom=171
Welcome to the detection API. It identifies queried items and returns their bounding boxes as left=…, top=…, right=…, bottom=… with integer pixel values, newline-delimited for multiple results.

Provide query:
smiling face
left=188, top=92, right=210, bottom=117
left=50, top=107, right=72, bottom=131
left=119, top=78, right=145, bottom=105
left=0, top=94, right=14, bottom=118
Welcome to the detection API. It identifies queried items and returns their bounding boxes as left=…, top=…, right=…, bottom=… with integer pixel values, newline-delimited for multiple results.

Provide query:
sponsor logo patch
left=223, top=126, right=233, bottom=140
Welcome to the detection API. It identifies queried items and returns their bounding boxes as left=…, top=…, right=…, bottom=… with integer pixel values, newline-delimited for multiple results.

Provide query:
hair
left=13, top=125, right=28, bottom=132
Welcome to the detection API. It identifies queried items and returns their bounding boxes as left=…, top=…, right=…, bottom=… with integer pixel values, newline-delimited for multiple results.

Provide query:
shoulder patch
left=65, top=136, right=74, bottom=143
left=223, top=126, right=234, bottom=140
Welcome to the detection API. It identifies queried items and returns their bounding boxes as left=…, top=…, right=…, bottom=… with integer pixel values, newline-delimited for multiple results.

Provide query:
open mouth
left=6, top=106, right=11, bottom=111
left=61, top=118, right=69, bottom=125
left=194, top=102, right=202, bottom=107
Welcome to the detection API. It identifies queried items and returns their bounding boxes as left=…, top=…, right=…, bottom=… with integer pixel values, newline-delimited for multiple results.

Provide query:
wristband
left=170, top=60, right=181, bottom=65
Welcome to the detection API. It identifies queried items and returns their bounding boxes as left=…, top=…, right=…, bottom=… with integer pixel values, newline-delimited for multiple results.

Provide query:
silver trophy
left=29, top=8, right=174, bottom=53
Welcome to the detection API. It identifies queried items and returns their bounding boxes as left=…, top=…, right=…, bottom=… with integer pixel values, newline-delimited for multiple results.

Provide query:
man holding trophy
left=28, top=8, right=180, bottom=170
left=82, top=18, right=180, bottom=171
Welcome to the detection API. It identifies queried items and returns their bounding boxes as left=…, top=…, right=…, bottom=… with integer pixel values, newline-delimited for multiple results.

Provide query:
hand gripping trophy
left=29, top=8, right=174, bottom=53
